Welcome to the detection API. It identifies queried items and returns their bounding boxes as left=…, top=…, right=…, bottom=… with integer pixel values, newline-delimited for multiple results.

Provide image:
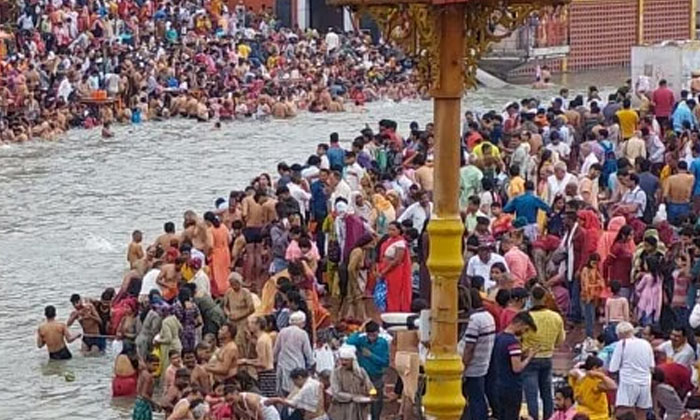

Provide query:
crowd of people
left=34, top=71, right=700, bottom=420
left=0, top=0, right=420, bottom=143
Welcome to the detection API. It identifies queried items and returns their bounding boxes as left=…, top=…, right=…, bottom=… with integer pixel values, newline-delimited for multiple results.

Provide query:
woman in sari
left=378, top=222, right=413, bottom=312
left=340, top=234, right=374, bottom=320
left=602, top=225, right=635, bottom=299
left=372, top=193, right=396, bottom=236
left=596, top=216, right=634, bottom=264
left=204, top=211, right=231, bottom=297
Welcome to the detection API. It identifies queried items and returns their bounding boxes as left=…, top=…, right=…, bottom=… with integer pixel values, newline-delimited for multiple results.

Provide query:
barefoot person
left=67, top=294, right=105, bottom=354
left=37, top=305, right=81, bottom=360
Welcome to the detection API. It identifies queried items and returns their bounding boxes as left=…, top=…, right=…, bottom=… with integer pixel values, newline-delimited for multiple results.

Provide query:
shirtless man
left=167, top=387, right=204, bottom=420
left=155, top=221, right=179, bottom=252
left=182, top=210, right=211, bottom=253
left=37, top=305, right=81, bottom=360
left=183, top=347, right=210, bottom=395
left=127, top=230, right=145, bottom=269
left=271, top=100, right=287, bottom=118
left=206, top=322, right=239, bottom=383
left=67, top=294, right=104, bottom=354
left=190, top=343, right=213, bottom=394
left=156, top=256, right=185, bottom=302
left=161, top=368, right=192, bottom=417
left=133, top=354, right=161, bottom=420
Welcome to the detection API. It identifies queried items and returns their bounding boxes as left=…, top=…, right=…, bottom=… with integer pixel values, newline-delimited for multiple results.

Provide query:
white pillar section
left=297, top=0, right=308, bottom=29
left=343, top=7, right=353, bottom=32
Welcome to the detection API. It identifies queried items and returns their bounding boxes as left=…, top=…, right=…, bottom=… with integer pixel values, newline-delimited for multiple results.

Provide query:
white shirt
left=319, top=155, right=330, bottom=170
left=546, top=142, right=571, bottom=161
left=288, top=183, right=312, bottom=215
left=57, top=78, right=73, bottom=102
left=465, top=253, right=509, bottom=290
left=397, top=202, right=433, bottom=233
left=656, top=341, right=696, bottom=369
left=547, top=172, right=576, bottom=204
left=325, top=31, right=339, bottom=51
left=581, top=152, right=600, bottom=176
left=301, top=165, right=320, bottom=181
left=330, top=180, right=352, bottom=209
left=139, top=269, right=161, bottom=297
left=344, top=162, right=366, bottom=191
left=609, top=337, right=655, bottom=386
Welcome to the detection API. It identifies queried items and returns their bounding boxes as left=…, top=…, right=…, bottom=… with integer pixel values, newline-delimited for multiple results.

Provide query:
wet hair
left=203, top=211, right=220, bottom=228
left=45, top=305, right=56, bottom=319
left=164, top=222, right=175, bottom=233
left=70, top=294, right=81, bottom=304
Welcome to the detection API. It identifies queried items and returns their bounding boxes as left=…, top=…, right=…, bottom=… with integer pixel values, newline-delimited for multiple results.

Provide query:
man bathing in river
left=67, top=294, right=105, bottom=354
left=37, top=305, right=81, bottom=360
left=133, top=354, right=160, bottom=420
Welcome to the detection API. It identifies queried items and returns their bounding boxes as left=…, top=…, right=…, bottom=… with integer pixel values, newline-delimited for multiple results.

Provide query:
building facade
left=482, top=0, right=695, bottom=79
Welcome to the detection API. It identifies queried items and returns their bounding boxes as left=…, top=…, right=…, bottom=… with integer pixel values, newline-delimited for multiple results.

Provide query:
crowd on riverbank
left=0, top=2, right=420, bottom=143
left=36, top=76, right=700, bottom=420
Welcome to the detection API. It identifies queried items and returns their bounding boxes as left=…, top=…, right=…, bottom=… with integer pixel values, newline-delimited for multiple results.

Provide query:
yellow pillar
left=691, top=0, right=697, bottom=40
left=637, top=0, right=645, bottom=44
left=422, top=3, right=466, bottom=420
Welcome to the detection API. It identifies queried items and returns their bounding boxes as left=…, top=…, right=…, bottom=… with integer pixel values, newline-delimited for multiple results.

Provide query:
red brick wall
left=643, top=0, right=691, bottom=44
left=568, top=0, right=638, bottom=70
left=565, top=0, right=692, bottom=71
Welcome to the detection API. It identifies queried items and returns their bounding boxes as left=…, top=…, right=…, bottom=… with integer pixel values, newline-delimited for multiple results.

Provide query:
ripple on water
left=0, top=80, right=621, bottom=419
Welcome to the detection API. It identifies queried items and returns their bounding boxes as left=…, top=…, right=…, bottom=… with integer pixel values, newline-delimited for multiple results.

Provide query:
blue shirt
left=503, top=191, right=550, bottom=224
left=310, top=180, right=328, bottom=220
left=346, top=332, right=389, bottom=379
left=490, top=332, right=523, bottom=390
left=327, top=146, right=346, bottom=171
left=691, top=157, right=700, bottom=196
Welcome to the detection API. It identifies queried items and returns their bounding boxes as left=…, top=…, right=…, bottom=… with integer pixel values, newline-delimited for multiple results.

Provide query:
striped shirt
left=461, top=308, right=496, bottom=377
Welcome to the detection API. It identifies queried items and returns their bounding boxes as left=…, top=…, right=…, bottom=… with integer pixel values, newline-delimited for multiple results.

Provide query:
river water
left=0, top=76, right=618, bottom=419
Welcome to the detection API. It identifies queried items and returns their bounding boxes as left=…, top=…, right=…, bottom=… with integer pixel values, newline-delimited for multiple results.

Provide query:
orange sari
left=210, top=224, right=231, bottom=297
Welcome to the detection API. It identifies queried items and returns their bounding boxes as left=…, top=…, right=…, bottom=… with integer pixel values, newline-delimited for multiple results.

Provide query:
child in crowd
left=580, top=253, right=605, bottom=338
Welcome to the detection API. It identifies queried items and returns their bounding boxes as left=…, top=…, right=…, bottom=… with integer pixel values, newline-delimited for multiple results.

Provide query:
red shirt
left=499, top=307, right=518, bottom=331
left=658, top=361, right=693, bottom=398
left=652, top=87, right=675, bottom=118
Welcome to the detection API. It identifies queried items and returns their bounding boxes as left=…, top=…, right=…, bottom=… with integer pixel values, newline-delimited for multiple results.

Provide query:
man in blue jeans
left=522, top=286, right=566, bottom=420
left=460, top=289, right=495, bottom=420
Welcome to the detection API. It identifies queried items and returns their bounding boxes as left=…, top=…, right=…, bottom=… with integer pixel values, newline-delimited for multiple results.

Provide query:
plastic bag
left=111, top=339, right=123, bottom=358
left=373, top=278, right=387, bottom=312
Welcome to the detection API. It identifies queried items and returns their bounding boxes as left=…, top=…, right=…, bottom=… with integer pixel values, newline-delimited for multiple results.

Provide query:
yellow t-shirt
left=238, top=44, right=251, bottom=59
left=508, top=176, right=525, bottom=199
left=472, top=141, right=501, bottom=158
left=616, top=109, right=639, bottom=139
left=571, top=374, right=609, bottom=420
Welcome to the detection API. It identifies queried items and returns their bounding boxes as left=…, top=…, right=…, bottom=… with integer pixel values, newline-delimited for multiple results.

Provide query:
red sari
left=210, top=224, right=231, bottom=297
left=379, top=236, right=413, bottom=312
